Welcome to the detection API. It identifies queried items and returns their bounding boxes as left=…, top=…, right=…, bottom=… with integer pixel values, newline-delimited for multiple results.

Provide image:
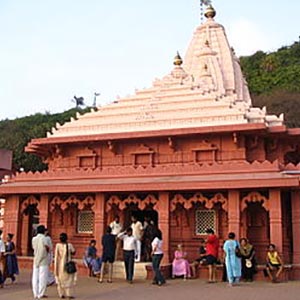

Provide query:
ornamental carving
left=170, top=192, right=227, bottom=212
left=241, top=192, right=269, bottom=212
left=49, top=195, right=95, bottom=212
left=106, top=194, right=158, bottom=212
left=21, top=195, right=40, bottom=212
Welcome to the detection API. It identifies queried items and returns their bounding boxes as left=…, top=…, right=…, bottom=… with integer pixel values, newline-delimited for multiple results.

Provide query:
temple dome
left=46, top=6, right=283, bottom=139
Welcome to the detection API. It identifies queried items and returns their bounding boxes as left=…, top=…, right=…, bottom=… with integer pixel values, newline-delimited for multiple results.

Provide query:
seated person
left=172, top=244, right=191, bottom=280
left=191, top=238, right=206, bottom=277
left=265, top=244, right=283, bottom=283
left=83, top=239, right=102, bottom=276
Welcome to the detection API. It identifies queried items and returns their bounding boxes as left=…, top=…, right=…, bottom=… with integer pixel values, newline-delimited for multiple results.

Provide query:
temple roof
left=46, top=5, right=283, bottom=140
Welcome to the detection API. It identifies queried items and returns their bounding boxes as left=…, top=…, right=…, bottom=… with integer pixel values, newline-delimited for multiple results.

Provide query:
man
left=205, top=228, right=219, bottom=283
left=118, top=227, right=137, bottom=283
left=32, top=225, right=49, bottom=300
left=0, top=230, right=5, bottom=288
left=110, top=215, right=122, bottom=260
left=44, top=228, right=55, bottom=286
left=99, top=226, right=116, bottom=283
left=131, top=215, right=143, bottom=262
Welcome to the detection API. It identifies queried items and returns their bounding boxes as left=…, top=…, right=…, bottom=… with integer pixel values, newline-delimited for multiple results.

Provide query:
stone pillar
left=291, top=190, right=300, bottom=264
left=3, top=195, right=21, bottom=254
left=94, top=193, right=106, bottom=253
left=269, top=189, right=283, bottom=253
left=39, top=194, right=49, bottom=227
left=228, top=190, right=240, bottom=239
left=158, top=192, right=170, bottom=263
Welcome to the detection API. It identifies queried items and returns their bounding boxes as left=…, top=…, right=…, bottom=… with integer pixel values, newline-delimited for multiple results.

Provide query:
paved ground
left=0, top=270, right=299, bottom=300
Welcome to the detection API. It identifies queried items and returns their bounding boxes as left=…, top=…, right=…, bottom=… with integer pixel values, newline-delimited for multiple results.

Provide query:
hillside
left=1, top=41, right=300, bottom=172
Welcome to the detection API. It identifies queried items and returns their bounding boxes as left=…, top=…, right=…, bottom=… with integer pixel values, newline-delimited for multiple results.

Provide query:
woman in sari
left=172, top=244, right=191, bottom=280
left=3, top=233, right=19, bottom=284
left=240, top=238, right=256, bottom=282
left=223, top=232, right=241, bottom=287
left=54, top=233, right=76, bottom=299
left=83, top=239, right=101, bottom=276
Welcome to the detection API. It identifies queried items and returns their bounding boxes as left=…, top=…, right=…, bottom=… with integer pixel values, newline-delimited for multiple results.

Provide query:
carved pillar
left=3, top=195, right=21, bottom=254
left=39, top=194, right=49, bottom=227
left=269, top=189, right=283, bottom=253
left=291, top=190, right=300, bottom=264
left=228, top=190, right=240, bottom=239
left=94, top=193, right=106, bottom=253
left=20, top=214, right=29, bottom=256
left=158, top=192, right=170, bottom=263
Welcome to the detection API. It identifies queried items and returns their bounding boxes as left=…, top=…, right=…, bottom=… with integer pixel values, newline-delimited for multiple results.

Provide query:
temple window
left=195, top=209, right=216, bottom=235
left=77, top=210, right=94, bottom=233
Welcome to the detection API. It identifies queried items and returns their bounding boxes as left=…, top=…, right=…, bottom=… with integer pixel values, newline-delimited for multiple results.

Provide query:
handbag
left=245, top=259, right=252, bottom=268
left=65, top=243, right=77, bottom=274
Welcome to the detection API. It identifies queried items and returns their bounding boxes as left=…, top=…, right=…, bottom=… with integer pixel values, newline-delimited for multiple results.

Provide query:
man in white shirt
left=131, top=216, right=143, bottom=262
left=0, top=230, right=5, bottom=288
left=118, top=227, right=137, bottom=283
left=110, top=215, right=122, bottom=260
left=32, top=225, right=49, bottom=300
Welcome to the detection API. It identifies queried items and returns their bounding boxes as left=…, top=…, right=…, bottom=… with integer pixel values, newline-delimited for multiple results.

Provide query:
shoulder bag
left=65, top=243, right=77, bottom=274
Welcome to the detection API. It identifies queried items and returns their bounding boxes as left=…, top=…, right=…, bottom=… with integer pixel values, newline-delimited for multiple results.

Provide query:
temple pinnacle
left=204, top=5, right=216, bottom=19
left=173, top=52, right=183, bottom=66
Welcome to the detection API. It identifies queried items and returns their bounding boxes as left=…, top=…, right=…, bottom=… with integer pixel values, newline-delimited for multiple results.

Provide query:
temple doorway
left=245, top=202, right=269, bottom=263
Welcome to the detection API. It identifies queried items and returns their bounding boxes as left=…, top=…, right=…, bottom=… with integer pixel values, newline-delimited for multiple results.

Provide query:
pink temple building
left=1, top=5, right=300, bottom=279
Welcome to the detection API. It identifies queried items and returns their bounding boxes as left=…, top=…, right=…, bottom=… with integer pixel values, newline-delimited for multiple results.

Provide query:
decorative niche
left=77, top=147, right=98, bottom=169
left=131, top=144, right=155, bottom=167
left=191, top=140, right=218, bottom=163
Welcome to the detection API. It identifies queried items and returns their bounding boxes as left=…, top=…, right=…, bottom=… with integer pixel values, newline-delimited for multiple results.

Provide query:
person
left=83, top=240, right=101, bottom=276
left=3, top=233, right=19, bottom=284
left=205, top=228, right=219, bottom=283
left=54, top=232, right=76, bottom=299
left=110, top=215, right=122, bottom=260
left=32, top=225, right=49, bottom=300
left=223, top=232, right=242, bottom=287
left=265, top=244, right=283, bottom=283
left=118, top=227, right=137, bottom=283
left=191, top=238, right=206, bottom=278
left=0, top=230, right=5, bottom=288
left=45, top=228, right=55, bottom=286
left=151, top=229, right=165, bottom=286
left=172, top=244, right=191, bottom=280
left=240, top=238, right=256, bottom=282
left=143, top=217, right=157, bottom=262
left=99, top=226, right=116, bottom=283
left=131, top=215, right=143, bottom=262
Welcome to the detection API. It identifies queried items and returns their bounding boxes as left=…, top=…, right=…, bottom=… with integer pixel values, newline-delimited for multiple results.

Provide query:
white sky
left=1, top=0, right=300, bottom=120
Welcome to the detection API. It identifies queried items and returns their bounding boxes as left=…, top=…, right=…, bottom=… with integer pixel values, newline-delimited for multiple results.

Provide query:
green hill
left=1, top=41, right=300, bottom=172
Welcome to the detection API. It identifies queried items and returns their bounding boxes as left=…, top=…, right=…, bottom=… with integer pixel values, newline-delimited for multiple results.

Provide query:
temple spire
left=200, top=0, right=212, bottom=23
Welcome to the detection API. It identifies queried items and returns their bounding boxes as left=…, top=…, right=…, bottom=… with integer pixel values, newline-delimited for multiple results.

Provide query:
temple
left=1, top=5, right=300, bottom=279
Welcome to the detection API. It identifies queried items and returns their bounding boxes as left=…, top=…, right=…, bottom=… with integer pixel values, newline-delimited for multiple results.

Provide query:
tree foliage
left=0, top=108, right=90, bottom=172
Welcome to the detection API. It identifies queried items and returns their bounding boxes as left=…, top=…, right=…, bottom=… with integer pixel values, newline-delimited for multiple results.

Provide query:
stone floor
left=0, top=270, right=299, bottom=300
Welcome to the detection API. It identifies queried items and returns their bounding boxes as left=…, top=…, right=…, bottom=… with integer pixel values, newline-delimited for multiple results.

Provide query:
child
left=265, top=244, right=283, bottom=283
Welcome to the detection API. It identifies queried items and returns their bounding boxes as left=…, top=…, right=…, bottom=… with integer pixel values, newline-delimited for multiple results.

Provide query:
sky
left=1, top=0, right=300, bottom=121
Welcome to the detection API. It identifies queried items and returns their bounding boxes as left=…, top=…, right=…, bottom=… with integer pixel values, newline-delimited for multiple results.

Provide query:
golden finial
left=204, top=5, right=216, bottom=19
left=173, top=52, right=183, bottom=66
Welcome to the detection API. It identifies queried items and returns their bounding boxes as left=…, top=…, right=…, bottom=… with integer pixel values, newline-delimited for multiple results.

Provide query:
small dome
left=204, top=5, right=216, bottom=19
left=174, top=52, right=183, bottom=66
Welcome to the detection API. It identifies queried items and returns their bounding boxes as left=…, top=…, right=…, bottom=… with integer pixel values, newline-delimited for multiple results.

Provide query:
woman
left=240, top=238, right=256, bottom=282
left=223, top=232, right=241, bottom=286
left=172, top=244, right=191, bottom=280
left=54, top=233, right=76, bottom=299
left=151, top=229, right=165, bottom=286
left=83, top=239, right=101, bottom=276
left=3, top=233, right=19, bottom=284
